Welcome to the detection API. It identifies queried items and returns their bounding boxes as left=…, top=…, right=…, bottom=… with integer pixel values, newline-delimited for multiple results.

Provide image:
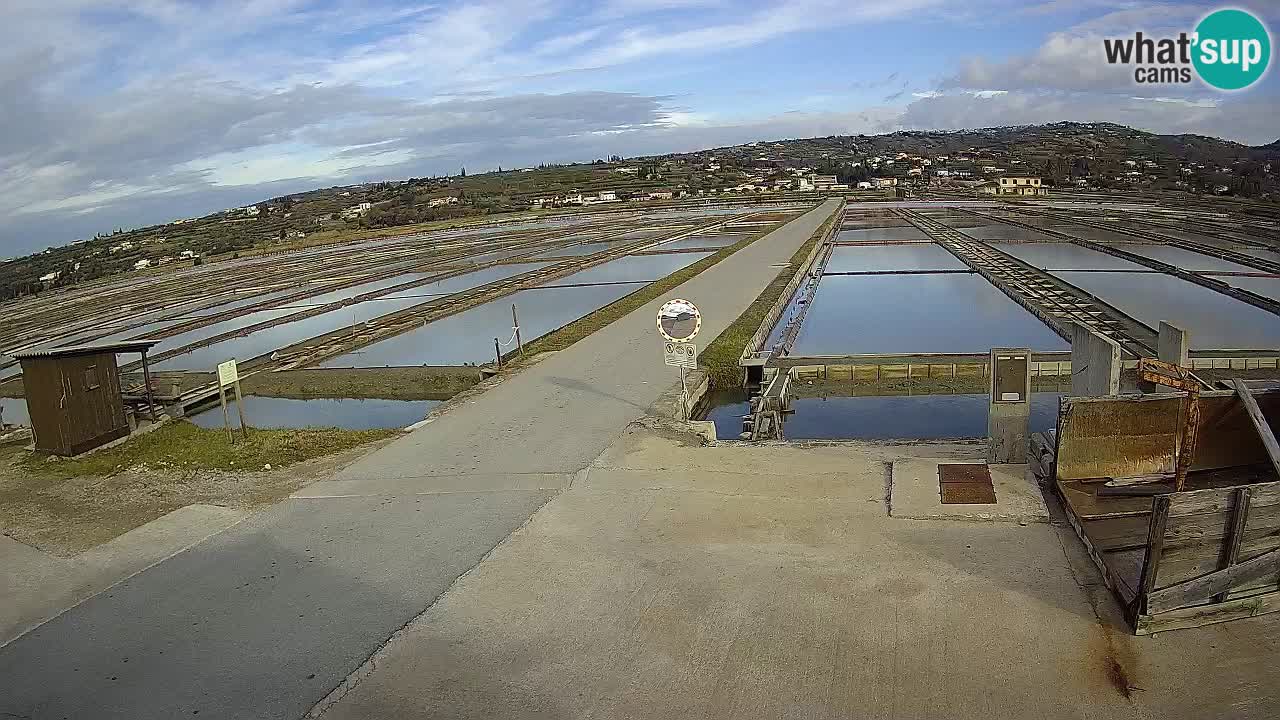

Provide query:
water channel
left=702, top=390, right=1062, bottom=441
left=791, top=274, right=1068, bottom=356
left=188, top=396, right=440, bottom=430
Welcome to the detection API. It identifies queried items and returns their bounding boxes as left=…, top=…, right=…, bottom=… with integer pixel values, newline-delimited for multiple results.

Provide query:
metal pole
left=494, top=338, right=503, bottom=368
left=512, top=303, right=524, bottom=357
left=679, top=366, right=689, bottom=421
left=140, top=349, right=158, bottom=422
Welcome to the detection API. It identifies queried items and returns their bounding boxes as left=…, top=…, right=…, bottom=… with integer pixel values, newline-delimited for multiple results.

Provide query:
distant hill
left=648, top=121, right=1280, bottom=168
left=3, top=122, right=1276, bottom=303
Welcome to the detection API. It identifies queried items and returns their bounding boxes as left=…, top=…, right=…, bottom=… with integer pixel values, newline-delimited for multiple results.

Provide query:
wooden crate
left=1050, top=389, right=1280, bottom=634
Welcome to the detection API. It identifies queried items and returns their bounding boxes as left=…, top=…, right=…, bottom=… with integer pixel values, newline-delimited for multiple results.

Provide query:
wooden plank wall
left=1149, top=482, right=1280, bottom=609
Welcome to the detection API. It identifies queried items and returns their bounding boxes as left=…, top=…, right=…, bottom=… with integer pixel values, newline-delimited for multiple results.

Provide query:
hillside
left=3, top=122, right=1277, bottom=302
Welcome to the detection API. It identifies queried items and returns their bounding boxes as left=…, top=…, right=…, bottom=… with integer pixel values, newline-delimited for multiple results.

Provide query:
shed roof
left=12, top=339, right=160, bottom=360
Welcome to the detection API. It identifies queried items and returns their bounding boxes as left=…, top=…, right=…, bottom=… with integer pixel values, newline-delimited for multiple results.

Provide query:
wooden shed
left=12, top=340, right=159, bottom=456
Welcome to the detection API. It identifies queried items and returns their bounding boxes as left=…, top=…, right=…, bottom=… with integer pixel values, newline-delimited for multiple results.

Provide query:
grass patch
left=511, top=216, right=792, bottom=359
left=242, top=367, right=481, bottom=400
left=698, top=214, right=837, bottom=387
left=25, top=421, right=396, bottom=478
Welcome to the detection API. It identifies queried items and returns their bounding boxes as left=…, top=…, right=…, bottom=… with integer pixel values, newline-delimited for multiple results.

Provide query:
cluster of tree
left=814, top=159, right=870, bottom=185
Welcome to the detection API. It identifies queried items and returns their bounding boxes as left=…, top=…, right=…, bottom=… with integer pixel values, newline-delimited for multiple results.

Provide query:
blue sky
left=2, top=0, right=1278, bottom=256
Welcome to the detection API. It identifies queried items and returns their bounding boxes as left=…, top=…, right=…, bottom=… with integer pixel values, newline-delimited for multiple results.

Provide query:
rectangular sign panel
left=217, top=359, right=239, bottom=387
left=664, top=342, right=697, bottom=369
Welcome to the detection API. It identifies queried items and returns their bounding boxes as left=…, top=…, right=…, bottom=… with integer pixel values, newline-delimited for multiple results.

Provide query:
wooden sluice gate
left=1038, top=383, right=1280, bottom=634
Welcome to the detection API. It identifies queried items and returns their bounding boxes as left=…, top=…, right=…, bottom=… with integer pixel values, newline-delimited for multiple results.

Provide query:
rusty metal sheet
left=939, top=464, right=996, bottom=505
left=939, top=463, right=992, bottom=485
left=941, top=483, right=997, bottom=504
left=1056, top=391, right=1280, bottom=482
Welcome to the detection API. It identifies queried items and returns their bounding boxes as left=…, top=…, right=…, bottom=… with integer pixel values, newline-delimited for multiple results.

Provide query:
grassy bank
left=2, top=422, right=396, bottom=554
left=698, top=213, right=836, bottom=387
left=512, top=217, right=788, bottom=360
left=789, top=374, right=1071, bottom=399
left=24, top=421, right=395, bottom=478
left=242, top=367, right=481, bottom=400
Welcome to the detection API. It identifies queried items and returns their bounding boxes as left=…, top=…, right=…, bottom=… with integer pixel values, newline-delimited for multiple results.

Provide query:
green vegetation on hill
left=5, top=122, right=1277, bottom=302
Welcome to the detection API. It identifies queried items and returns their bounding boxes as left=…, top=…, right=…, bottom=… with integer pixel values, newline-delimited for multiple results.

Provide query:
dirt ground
left=0, top=426, right=396, bottom=557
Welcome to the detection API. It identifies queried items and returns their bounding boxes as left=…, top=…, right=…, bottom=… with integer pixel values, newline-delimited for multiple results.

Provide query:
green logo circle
left=1193, top=9, right=1271, bottom=90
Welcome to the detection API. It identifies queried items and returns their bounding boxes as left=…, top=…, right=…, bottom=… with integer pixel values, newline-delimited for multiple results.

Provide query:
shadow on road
left=545, top=376, right=647, bottom=412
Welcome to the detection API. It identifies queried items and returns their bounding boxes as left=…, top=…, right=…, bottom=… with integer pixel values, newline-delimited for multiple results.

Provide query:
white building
left=134, top=259, right=152, bottom=270
left=811, top=175, right=838, bottom=191
left=995, top=176, right=1047, bottom=196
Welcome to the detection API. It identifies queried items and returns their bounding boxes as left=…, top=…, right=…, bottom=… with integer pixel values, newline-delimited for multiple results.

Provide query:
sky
left=2, top=0, right=1278, bottom=257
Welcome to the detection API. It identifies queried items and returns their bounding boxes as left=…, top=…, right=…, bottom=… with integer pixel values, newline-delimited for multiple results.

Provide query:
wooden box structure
left=12, top=340, right=159, bottom=456
left=1046, top=388, right=1280, bottom=634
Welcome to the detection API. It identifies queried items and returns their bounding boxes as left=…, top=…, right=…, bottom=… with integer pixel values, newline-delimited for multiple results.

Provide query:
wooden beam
left=1137, top=495, right=1171, bottom=616
left=1214, top=487, right=1253, bottom=603
left=1231, top=377, right=1280, bottom=480
left=1147, top=545, right=1280, bottom=614
left=1136, top=589, right=1280, bottom=635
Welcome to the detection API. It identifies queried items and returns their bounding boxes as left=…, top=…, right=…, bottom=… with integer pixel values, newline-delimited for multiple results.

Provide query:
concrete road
left=318, top=428, right=1280, bottom=720
left=0, top=199, right=840, bottom=720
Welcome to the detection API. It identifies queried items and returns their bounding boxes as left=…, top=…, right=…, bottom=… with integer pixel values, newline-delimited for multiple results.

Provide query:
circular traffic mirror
left=657, top=298, right=701, bottom=342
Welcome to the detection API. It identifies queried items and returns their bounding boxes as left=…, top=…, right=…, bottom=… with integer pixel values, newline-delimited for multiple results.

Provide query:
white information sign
left=217, top=359, right=239, bottom=388
left=664, top=342, right=697, bottom=369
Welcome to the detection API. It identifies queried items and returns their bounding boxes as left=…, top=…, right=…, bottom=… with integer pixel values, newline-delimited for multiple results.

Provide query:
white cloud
left=942, top=4, right=1208, bottom=93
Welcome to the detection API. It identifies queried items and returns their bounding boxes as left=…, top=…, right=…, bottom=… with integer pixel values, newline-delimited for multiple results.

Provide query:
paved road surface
left=0, top=199, right=839, bottom=720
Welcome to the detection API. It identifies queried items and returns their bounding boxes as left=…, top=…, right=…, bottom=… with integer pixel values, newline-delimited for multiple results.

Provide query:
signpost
left=216, top=359, right=249, bottom=443
left=657, top=298, right=701, bottom=420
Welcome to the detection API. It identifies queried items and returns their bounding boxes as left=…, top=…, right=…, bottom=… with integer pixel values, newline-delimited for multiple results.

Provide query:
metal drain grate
left=939, top=463, right=996, bottom=505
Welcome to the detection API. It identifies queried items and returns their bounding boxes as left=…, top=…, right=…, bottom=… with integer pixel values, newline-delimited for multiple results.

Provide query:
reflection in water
left=793, top=274, right=1067, bottom=355
left=702, top=390, right=1061, bottom=441
left=153, top=264, right=550, bottom=371
left=987, top=242, right=1144, bottom=271
left=835, top=227, right=927, bottom=242
left=321, top=252, right=710, bottom=367
left=188, top=396, right=441, bottom=430
left=1108, top=243, right=1258, bottom=273
left=825, top=244, right=967, bottom=273
left=655, top=235, right=740, bottom=250
left=320, top=283, right=643, bottom=367
left=1054, top=271, right=1280, bottom=349
left=0, top=397, right=29, bottom=426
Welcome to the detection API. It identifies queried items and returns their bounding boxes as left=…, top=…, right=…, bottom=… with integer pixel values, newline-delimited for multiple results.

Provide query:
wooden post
left=1231, top=378, right=1280, bottom=480
left=1136, top=495, right=1171, bottom=617
left=140, top=349, right=158, bottom=422
left=512, top=304, right=524, bottom=357
left=220, top=385, right=234, bottom=444
left=494, top=338, right=503, bottom=368
left=1175, top=393, right=1200, bottom=492
left=1214, top=487, right=1253, bottom=603
left=233, top=378, right=249, bottom=441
